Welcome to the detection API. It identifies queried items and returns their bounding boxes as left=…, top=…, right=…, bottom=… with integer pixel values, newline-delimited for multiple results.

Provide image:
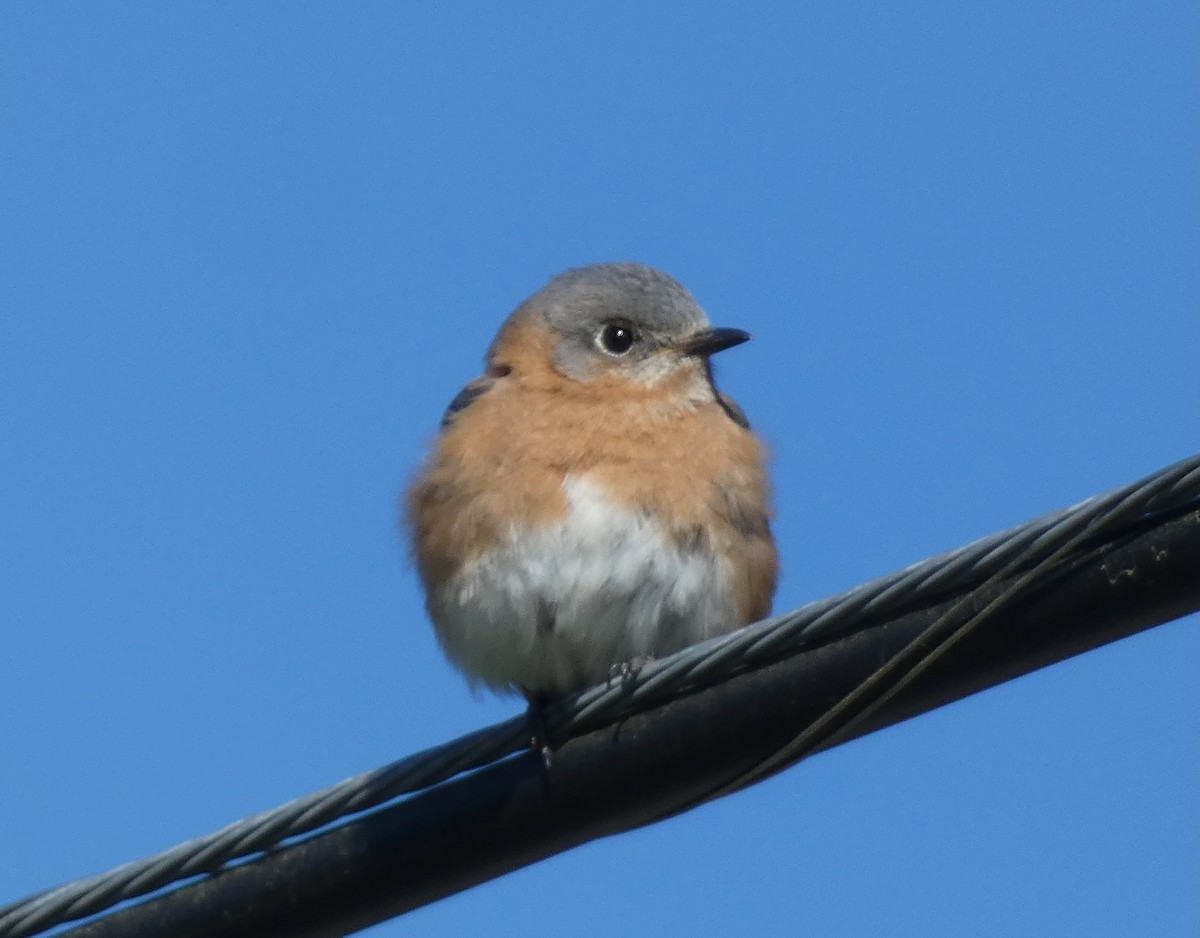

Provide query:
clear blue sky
left=2, top=4, right=1196, bottom=936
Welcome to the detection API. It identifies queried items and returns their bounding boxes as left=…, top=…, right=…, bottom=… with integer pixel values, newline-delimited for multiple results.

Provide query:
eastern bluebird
left=406, top=262, right=778, bottom=698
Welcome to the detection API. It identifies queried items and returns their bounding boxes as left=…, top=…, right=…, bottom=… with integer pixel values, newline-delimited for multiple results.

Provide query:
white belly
left=428, top=475, right=737, bottom=694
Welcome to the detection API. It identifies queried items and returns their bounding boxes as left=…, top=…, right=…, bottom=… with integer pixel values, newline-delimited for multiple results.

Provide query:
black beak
left=679, top=327, right=752, bottom=357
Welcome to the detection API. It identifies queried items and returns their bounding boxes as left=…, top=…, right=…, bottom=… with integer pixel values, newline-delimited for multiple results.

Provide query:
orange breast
left=406, top=312, right=778, bottom=625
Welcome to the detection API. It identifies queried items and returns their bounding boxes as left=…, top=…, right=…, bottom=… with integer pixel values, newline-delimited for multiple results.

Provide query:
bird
left=406, top=262, right=777, bottom=699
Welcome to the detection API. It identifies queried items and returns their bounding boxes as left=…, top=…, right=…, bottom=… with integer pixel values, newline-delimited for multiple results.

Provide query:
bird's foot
left=521, top=689, right=554, bottom=771
left=607, top=655, right=652, bottom=686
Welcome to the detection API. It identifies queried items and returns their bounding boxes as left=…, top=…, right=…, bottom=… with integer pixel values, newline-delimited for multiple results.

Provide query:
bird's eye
left=597, top=322, right=637, bottom=355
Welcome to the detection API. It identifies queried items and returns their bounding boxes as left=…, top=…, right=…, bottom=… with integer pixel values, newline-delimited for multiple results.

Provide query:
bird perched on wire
left=406, top=262, right=777, bottom=699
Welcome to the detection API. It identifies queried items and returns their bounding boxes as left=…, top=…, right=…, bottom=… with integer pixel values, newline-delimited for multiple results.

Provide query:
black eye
left=598, top=322, right=637, bottom=355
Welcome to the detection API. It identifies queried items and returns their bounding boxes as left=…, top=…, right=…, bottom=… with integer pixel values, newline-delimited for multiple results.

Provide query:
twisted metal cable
left=696, top=450, right=1200, bottom=802
left=2, top=454, right=1198, bottom=938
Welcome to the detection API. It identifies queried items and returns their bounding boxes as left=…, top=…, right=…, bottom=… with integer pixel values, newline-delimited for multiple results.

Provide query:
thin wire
left=2, top=454, right=1197, bottom=938
left=696, top=456, right=1192, bottom=803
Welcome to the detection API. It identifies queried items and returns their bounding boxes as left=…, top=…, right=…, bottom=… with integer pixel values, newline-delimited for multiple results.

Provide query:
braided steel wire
left=2, top=453, right=1197, bottom=938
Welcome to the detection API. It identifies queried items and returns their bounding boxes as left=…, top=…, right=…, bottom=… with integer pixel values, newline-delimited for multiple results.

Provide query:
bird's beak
left=678, top=327, right=752, bottom=357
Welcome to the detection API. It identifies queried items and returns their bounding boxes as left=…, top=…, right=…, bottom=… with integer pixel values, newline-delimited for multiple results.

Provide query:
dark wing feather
left=715, top=391, right=751, bottom=429
left=440, top=375, right=496, bottom=428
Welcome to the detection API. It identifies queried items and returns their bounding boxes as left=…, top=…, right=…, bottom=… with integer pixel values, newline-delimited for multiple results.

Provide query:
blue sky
left=2, top=4, right=1196, bottom=936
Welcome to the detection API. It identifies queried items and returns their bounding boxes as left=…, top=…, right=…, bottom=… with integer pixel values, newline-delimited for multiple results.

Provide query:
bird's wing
left=439, top=374, right=497, bottom=429
left=715, top=390, right=751, bottom=429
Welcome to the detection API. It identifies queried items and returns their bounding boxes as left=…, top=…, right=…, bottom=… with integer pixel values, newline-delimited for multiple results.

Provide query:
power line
left=2, top=454, right=1198, bottom=938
